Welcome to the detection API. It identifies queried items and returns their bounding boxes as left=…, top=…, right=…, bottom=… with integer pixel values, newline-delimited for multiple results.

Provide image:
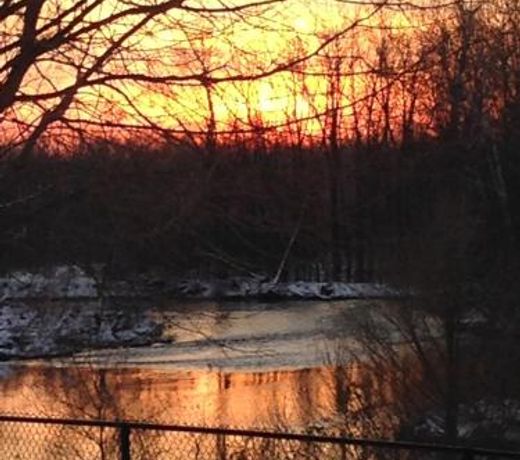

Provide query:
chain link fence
left=0, top=415, right=519, bottom=460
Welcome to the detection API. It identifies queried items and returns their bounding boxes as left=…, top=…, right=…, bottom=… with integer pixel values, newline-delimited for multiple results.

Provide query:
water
left=70, top=299, right=377, bottom=370
left=0, top=299, right=406, bottom=434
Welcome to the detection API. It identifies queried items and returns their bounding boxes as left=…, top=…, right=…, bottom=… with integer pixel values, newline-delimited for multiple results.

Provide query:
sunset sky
left=0, top=0, right=464, bottom=148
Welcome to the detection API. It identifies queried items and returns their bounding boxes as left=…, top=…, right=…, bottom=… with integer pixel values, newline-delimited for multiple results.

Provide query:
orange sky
left=1, top=0, right=436, bottom=148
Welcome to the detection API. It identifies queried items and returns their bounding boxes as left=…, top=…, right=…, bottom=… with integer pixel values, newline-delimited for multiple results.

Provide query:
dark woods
left=4, top=134, right=517, bottom=283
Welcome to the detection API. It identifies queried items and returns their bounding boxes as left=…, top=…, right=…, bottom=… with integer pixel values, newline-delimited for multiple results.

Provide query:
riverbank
left=1, top=265, right=398, bottom=301
left=0, top=265, right=401, bottom=362
left=0, top=297, right=391, bottom=364
left=0, top=299, right=163, bottom=360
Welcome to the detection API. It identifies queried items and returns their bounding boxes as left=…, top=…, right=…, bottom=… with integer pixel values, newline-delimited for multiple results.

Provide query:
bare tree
left=0, top=0, right=289, bottom=156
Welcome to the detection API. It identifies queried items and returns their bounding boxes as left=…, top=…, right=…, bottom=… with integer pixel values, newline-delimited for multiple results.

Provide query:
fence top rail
left=0, top=414, right=519, bottom=458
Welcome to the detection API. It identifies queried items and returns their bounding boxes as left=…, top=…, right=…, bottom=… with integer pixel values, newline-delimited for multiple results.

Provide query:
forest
left=0, top=0, right=518, bottom=286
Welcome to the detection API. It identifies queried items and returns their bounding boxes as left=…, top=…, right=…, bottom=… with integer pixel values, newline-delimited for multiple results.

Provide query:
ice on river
left=51, top=299, right=403, bottom=371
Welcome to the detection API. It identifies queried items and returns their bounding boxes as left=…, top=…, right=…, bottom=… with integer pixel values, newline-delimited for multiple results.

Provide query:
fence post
left=120, top=424, right=131, bottom=460
left=216, top=433, right=226, bottom=460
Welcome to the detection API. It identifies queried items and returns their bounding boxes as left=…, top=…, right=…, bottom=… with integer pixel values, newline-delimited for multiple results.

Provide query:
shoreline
left=1, top=265, right=399, bottom=302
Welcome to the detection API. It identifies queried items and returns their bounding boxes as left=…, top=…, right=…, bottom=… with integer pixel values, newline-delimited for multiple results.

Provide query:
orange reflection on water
left=0, top=363, right=405, bottom=428
left=0, top=359, right=426, bottom=458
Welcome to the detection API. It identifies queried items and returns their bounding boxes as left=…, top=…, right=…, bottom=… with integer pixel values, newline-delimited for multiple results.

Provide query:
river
left=0, top=299, right=418, bottom=458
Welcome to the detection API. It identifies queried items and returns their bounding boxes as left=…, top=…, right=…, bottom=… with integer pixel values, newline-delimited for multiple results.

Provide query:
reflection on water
left=0, top=360, right=417, bottom=459
left=0, top=364, right=398, bottom=431
left=0, top=299, right=424, bottom=458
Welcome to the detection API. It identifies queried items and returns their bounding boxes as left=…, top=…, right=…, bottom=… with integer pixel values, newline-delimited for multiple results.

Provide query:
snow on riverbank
left=0, top=300, right=162, bottom=360
left=171, top=278, right=398, bottom=300
left=0, top=266, right=398, bottom=300
left=0, top=266, right=98, bottom=299
left=411, top=399, right=520, bottom=447
left=0, top=265, right=398, bottom=360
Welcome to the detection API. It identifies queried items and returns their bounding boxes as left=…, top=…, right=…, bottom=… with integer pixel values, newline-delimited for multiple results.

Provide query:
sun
left=293, top=16, right=314, bottom=33
left=258, top=84, right=285, bottom=114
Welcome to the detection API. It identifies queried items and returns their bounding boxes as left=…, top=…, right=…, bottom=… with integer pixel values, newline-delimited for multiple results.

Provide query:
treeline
left=0, top=131, right=517, bottom=282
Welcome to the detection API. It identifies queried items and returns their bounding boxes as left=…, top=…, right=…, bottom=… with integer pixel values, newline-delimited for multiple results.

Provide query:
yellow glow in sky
left=1, top=0, right=436, bottom=146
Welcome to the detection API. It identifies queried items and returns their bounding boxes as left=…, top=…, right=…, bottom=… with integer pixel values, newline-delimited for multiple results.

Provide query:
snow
left=171, top=279, right=399, bottom=301
left=0, top=266, right=399, bottom=301
left=0, top=264, right=400, bottom=362
left=0, top=300, right=161, bottom=360
left=0, top=265, right=98, bottom=299
left=413, top=399, right=520, bottom=444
